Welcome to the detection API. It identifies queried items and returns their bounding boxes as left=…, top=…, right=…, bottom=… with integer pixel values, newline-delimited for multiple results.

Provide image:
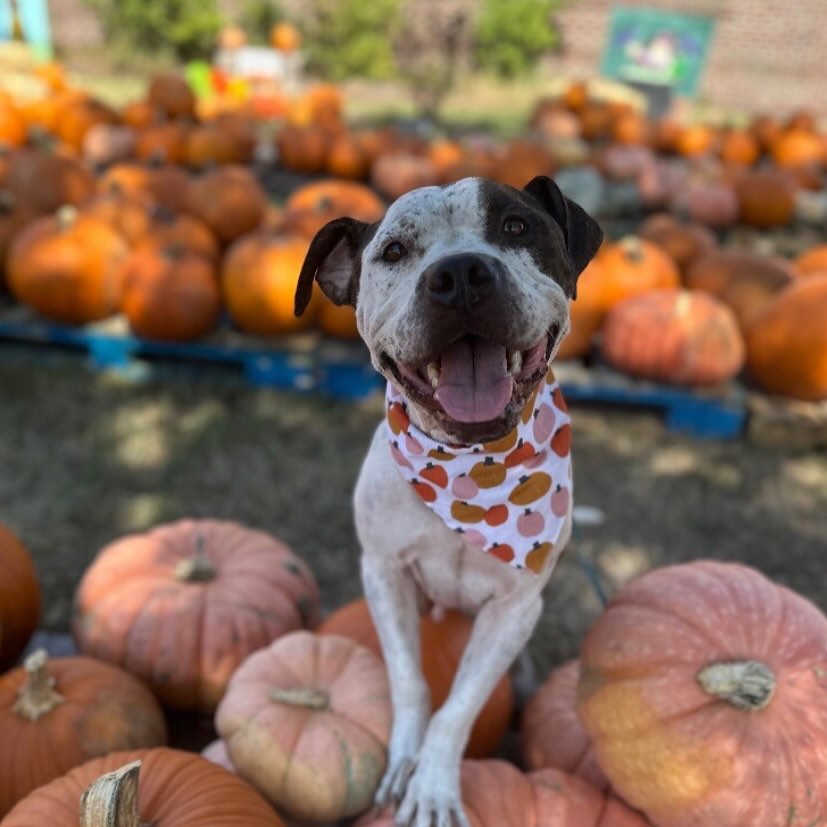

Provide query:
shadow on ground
left=2, top=349, right=826, bottom=676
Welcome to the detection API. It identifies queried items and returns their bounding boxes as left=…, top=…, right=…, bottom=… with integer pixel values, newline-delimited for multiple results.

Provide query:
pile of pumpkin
left=2, top=516, right=827, bottom=826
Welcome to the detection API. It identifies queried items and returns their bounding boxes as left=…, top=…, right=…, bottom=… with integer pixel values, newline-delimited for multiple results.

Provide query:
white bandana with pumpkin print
left=386, top=368, right=573, bottom=574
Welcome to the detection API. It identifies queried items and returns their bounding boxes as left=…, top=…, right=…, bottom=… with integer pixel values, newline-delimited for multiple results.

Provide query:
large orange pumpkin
left=718, top=129, right=760, bottom=167
left=7, top=206, right=128, bottom=324
left=317, top=598, right=513, bottom=759
left=675, top=124, right=716, bottom=157
left=100, top=161, right=192, bottom=215
left=356, top=761, right=648, bottom=827
left=770, top=127, right=824, bottom=169
left=222, top=231, right=316, bottom=335
left=0, top=649, right=167, bottom=817
left=147, top=74, right=196, bottom=120
left=521, top=660, right=607, bottom=790
left=793, top=244, right=827, bottom=279
left=326, top=133, right=370, bottom=179
left=216, top=631, right=391, bottom=822
left=0, top=523, right=40, bottom=672
left=284, top=179, right=385, bottom=239
left=2, top=748, right=283, bottom=826
left=0, top=100, right=27, bottom=148
left=72, top=519, right=320, bottom=713
left=54, top=97, right=119, bottom=152
left=685, top=249, right=794, bottom=330
left=734, top=168, right=797, bottom=228
left=134, top=122, right=187, bottom=164
left=137, top=205, right=220, bottom=263
left=80, top=189, right=156, bottom=245
left=183, top=123, right=239, bottom=168
left=371, top=152, right=439, bottom=201
left=745, top=274, right=827, bottom=400
left=276, top=124, right=330, bottom=173
left=120, top=242, right=221, bottom=342
left=185, top=165, right=266, bottom=245
left=601, top=289, right=745, bottom=386
left=638, top=213, right=716, bottom=278
left=578, top=560, right=827, bottom=827
left=555, top=258, right=608, bottom=361
left=595, top=236, right=681, bottom=310
left=5, top=148, right=96, bottom=213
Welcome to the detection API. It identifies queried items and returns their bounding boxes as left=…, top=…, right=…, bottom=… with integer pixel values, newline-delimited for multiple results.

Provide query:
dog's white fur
left=350, top=179, right=574, bottom=827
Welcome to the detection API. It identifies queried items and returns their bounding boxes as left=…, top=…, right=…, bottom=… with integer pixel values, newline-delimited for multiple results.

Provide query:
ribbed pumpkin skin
left=601, top=290, right=745, bottom=386
left=521, top=660, right=607, bottom=791
left=284, top=179, right=385, bottom=238
left=0, top=655, right=167, bottom=817
left=556, top=258, right=606, bottom=360
left=355, top=761, right=648, bottom=827
left=745, top=275, right=827, bottom=400
left=216, top=631, right=391, bottom=823
left=577, top=561, right=827, bottom=827
left=72, top=519, right=320, bottom=713
left=0, top=523, right=40, bottom=672
left=1, top=748, right=283, bottom=826
left=318, top=598, right=513, bottom=759
left=793, top=244, right=827, bottom=279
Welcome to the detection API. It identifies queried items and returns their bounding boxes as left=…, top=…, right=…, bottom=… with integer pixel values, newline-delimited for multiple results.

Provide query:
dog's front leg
left=395, top=586, right=543, bottom=827
left=362, top=553, right=430, bottom=807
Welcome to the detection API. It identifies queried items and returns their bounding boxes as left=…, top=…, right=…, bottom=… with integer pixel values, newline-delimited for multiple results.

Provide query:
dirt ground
left=2, top=346, right=826, bottom=678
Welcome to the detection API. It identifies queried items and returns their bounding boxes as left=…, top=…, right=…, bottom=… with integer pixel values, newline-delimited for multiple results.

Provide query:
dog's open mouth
left=387, top=328, right=558, bottom=424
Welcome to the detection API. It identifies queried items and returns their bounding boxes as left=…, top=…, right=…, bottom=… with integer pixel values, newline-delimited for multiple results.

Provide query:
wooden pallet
left=746, top=391, right=827, bottom=449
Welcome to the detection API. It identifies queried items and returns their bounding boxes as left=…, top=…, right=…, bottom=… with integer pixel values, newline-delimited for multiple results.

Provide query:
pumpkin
left=33, top=61, right=68, bottom=93
left=0, top=649, right=167, bottom=817
left=651, top=118, right=684, bottom=154
left=562, top=81, right=589, bottom=112
left=183, top=124, right=238, bottom=168
left=81, top=123, right=136, bottom=167
left=594, top=144, right=654, bottom=182
left=18, top=96, right=62, bottom=134
left=5, top=148, right=96, bottom=213
left=638, top=213, right=716, bottom=278
left=120, top=242, right=221, bottom=342
left=611, top=111, right=651, bottom=146
left=734, top=168, right=797, bottom=228
left=371, top=152, right=439, bottom=201
left=147, top=74, right=196, bottom=120
left=318, top=598, right=513, bottom=758
left=0, top=100, right=27, bottom=148
left=134, top=122, right=187, bottom=164
left=0, top=192, right=38, bottom=292
left=494, top=139, right=556, bottom=189
left=718, top=129, right=760, bottom=166
left=578, top=102, right=614, bottom=141
left=222, top=231, right=316, bottom=335
left=356, top=760, right=649, bottom=827
left=770, top=127, right=824, bottom=169
left=72, top=519, right=320, bottom=713
left=216, top=631, right=391, bottom=822
left=577, top=560, right=827, bottom=827
left=595, top=236, right=681, bottom=311
left=671, top=179, right=738, bottom=229
left=7, top=206, right=128, bottom=324
left=2, top=748, right=283, bottom=826
left=98, top=161, right=192, bottom=214
left=0, top=523, right=40, bottom=672
left=271, top=21, right=301, bottom=52
left=54, top=98, right=119, bottom=152
left=793, top=244, right=827, bottom=278
left=284, top=179, right=385, bottom=239
left=122, top=100, right=161, bottom=130
left=685, top=250, right=794, bottom=330
left=675, top=124, right=716, bottom=157
left=555, top=258, right=608, bottom=361
left=318, top=299, right=360, bottom=339
left=533, top=106, right=583, bottom=143
left=276, top=124, right=330, bottom=173
left=326, top=133, right=370, bottom=179
left=601, top=289, right=745, bottom=386
left=749, top=114, right=782, bottom=152
left=745, top=274, right=827, bottom=400
left=185, top=165, right=266, bottom=245
left=138, top=205, right=220, bottom=262
left=80, top=190, right=156, bottom=245
left=521, top=660, right=607, bottom=790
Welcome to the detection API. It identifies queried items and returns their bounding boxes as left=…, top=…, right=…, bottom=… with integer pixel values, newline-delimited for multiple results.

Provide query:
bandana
left=386, top=368, right=572, bottom=574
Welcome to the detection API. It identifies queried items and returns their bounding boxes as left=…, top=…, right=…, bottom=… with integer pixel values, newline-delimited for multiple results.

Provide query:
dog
left=295, top=175, right=602, bottom=827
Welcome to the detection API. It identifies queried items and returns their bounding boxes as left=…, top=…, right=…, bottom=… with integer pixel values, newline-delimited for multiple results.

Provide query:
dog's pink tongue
left=435, top=338, right=513, bottom=423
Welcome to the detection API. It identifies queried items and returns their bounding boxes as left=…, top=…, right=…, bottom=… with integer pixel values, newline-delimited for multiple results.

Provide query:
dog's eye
left=382, top=242, right=407, bottom=263
left=503, top=217, right=527, bottom=236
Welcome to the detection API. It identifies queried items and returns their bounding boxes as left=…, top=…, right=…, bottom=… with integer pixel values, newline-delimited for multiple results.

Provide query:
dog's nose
left=424, top=254, right=498, bottom=309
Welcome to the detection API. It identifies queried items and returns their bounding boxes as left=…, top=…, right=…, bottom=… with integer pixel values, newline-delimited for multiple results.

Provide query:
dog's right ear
left=294, top=217, right=372, bottom=316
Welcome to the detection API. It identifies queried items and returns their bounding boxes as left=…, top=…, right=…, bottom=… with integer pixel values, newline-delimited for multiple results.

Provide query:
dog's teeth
left=508, top=350, right=523, bottom=375
left=427, top=362, right=440, bottom=388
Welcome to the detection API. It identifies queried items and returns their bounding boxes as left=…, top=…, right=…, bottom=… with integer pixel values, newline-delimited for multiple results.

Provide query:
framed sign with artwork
left=601, top=6, right=715, bottom=97
left=0, top=0, right=52, bottom=57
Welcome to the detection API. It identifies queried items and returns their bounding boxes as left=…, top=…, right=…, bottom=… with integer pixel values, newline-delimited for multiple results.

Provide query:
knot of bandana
left=386, top=369, right=573, bottom=574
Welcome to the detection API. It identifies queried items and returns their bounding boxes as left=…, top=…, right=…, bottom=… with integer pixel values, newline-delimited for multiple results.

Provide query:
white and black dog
left=295, top=176, right=602, bottom=827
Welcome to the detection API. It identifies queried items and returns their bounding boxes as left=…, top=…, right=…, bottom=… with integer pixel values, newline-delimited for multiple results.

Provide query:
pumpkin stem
left=270, top=687, right=330, bottom=711
left=696, top=660, right=776, bottom=711
left=12, top=648, right=65, bottom=721
left=80, top=760, right=142, bottom=827
left=619, top=235, right=645, bottom=263
left=56, top=204, right=78, bottom=231
left=174, top=534, right=217, bottom=582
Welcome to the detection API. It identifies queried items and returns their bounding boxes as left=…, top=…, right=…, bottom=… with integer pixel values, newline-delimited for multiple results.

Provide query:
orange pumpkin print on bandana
left=386, top=368, right=573, bottom=574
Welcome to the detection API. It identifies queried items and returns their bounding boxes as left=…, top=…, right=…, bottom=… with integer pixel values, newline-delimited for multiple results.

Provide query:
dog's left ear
left=524, top=175, right=603, bottom=293
left=294, top=217, right=371, bottom=316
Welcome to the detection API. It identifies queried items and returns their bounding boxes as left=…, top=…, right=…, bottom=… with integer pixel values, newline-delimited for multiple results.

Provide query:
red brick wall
left=548, top=0, right=827, bottom=116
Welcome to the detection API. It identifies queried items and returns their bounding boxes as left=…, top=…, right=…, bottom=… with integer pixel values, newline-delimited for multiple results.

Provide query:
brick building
left=44, top=0, right=827, bottom=116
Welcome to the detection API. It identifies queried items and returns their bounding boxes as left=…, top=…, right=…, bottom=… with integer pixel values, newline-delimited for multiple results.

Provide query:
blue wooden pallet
left=0, top=309, right=747, bottom=437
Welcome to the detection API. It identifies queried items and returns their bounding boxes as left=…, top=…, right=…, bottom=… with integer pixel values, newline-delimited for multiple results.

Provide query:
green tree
left=239, top=0, right=284, bottom=46
left=84, top=0, right=222, bottom=62
left=301, top=0, right=401, bottom=82
left=475, top=0, right=561, bottom=78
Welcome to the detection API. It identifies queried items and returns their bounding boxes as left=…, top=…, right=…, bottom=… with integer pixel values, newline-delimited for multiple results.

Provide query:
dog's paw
left=375, top=756, right=415, bottom=807
left=394, top=762, right=470, bottom=827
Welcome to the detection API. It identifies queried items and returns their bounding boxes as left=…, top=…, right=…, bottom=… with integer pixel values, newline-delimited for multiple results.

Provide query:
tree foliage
left=475, top=0, right=561, bottom=78
left=300, top=0, right=401, bottom=82
left=239, top=0, right=285, bottom=46
left=84, top=0, right=222, bottom=62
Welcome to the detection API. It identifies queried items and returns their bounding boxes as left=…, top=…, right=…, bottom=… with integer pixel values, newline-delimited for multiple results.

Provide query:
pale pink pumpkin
left=216, top=631, right=391, bottom=823
left=578, top=560, right=827, bottom=827
left=72, top=519, right=320, bottom=713
left=201, top=739, right=235, bottom=773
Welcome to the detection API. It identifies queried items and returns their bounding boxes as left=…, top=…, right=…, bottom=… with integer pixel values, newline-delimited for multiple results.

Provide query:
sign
left=601, top=7, right=714, bottom=97
left=0, top=0, right=52, bottom=58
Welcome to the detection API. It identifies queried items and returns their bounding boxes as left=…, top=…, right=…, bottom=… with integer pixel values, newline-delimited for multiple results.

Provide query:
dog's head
left=295, top=176, right=602, bottom=444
